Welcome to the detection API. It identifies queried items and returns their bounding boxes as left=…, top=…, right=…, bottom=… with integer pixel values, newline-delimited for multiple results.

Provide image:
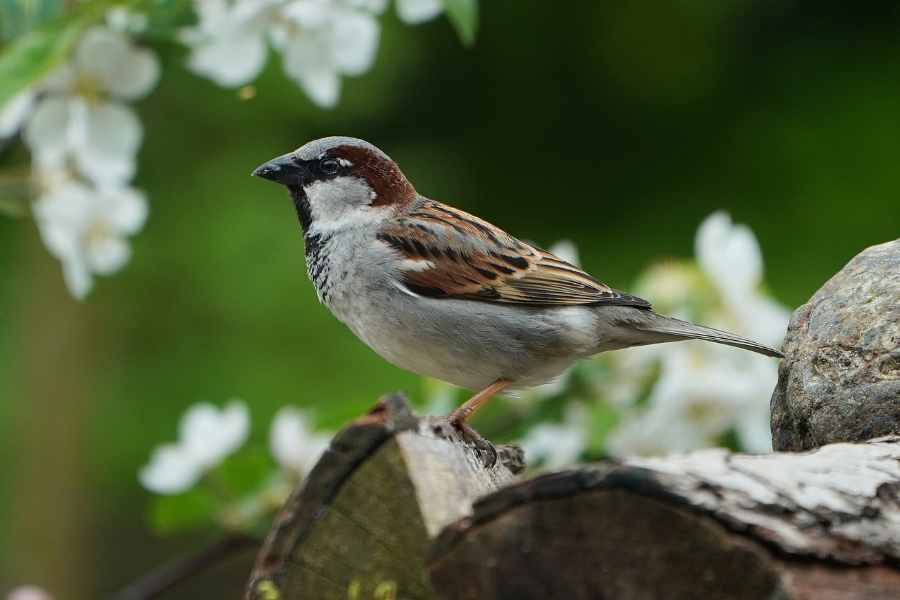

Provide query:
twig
left=107, top=535, right=261, bottom=600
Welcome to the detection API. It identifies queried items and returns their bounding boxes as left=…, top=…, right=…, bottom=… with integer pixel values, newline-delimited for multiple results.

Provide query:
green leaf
left=214, top=447, right=274, bottom=499
left=0, top=19, right=83, bottom=107
left=142, top=0, right=198, bottom=40
left=442, top=0, right=478, bottom=47
left=33, top=0, right=62, bottom=26
left=0, top=0, right=26, bottom=41
left=148, top=487, right=219, bottom=536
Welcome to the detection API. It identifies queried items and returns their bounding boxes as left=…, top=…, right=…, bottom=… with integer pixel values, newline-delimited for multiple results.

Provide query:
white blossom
left=518, top=404, right=589, bottom=469
left=26, top=97, right=143, bottom=186
left=139, top=400, right=250, bottom=494
left=183, top=0, right=385, bottom=108
left=695, top=211, right=791, bottom=346
left=32, top=177, right=147, bottom=299
left=0, top=89, right=36, bottom=139
left=269, top=407, right=331, bottom=477
left=12, top=25, right=161, bottom=298
left=600, top=212, right=788, bottom=457
left=395, top=0, right=443, bottom=24
left=181, top=0, right=276, bottom=88
left=73, top=27, right=160, bottom=101
left=6, top=587, right=53, bottom=600
left=275, top=0, right=382, bottom=107
left=606, top=343, right=774, bottom=456
left=23, top=27, right=159, bottom=187
left=105, top=7, right=150, bottom=34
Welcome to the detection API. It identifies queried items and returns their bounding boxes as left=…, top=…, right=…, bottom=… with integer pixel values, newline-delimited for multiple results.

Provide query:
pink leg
left=442, top=379, right=514, bottom=468
left=445, top=379, right=514, bottom=423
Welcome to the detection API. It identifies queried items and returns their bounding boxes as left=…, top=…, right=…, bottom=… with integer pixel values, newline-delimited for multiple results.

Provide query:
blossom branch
left=106, top=535, right=261, bottom=600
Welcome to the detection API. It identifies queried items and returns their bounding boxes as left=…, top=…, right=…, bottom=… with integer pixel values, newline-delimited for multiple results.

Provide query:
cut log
left=426, top=436, right=900, bottom=600
left=244, top=393, right=523, bottom=600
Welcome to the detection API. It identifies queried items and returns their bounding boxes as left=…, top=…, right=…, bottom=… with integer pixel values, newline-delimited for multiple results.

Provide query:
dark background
left=2, top=0, right=899, bottom=597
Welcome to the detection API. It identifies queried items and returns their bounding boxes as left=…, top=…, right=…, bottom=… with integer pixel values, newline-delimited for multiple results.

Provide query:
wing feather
left=377, top=200, right=651, bottom=308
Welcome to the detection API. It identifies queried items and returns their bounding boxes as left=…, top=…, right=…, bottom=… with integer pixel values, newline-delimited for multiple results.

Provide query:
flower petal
left=269, top=406, right=330, bottom=476
left=75, top=101, right=142, bottom=185
left=23, top=97, right=70, bottom=171
left=330, top=10, right=380, bottom=75
left=282, top=34, right=341, bottom=107
left=100, top=185, right=149, bottom=235
left=85, top=233, right=131, bottom=275
left=395, top=0, right=443, bottom=24
left=179, top=400, right=250, bottom=469
left=282, top=0, right=332, bottom=28
left=139, top=443, right=203, bottom=494
left=187, top=32, right=269, bottom=88
left=517, top=405, right=588, bottom=468
left=60, top=251, right=94, bottom=299
left=695, top=211, right=762, bottom=301
left=32, top=178, right=94, bottom=258
left=0, top=88, right=36, bottom=139
left=76, top=27, right=161, bottom=100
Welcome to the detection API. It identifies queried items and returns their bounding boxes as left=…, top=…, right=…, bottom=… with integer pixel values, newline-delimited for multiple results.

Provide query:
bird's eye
left=321, top=158, right=339, bottom=173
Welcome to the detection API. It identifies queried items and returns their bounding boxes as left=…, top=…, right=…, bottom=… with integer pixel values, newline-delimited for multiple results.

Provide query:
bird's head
left=252, top=136, right=417, bottom=234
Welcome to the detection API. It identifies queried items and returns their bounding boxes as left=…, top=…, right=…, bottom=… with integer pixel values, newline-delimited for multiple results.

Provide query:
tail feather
left=623, top=310, right=784, bottom=358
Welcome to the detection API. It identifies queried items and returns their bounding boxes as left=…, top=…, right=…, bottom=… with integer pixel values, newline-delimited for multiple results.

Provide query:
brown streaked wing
left=377, top=200, right=651, bottom=308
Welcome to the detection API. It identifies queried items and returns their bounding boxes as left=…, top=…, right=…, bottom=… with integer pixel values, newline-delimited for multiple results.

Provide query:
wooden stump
left=244, top=393, right=523, bottom=600
left=244, top=393, right=900, bottom=599
left=425, top=437, right=900, bottom=600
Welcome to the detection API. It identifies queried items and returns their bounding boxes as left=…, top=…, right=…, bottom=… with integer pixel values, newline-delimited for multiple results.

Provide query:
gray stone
left=771, top=240, right=900, bottom=451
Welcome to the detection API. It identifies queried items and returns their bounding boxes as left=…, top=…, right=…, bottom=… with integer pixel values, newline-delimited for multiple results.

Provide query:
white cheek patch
left=305, top=177, right=387, bottom=234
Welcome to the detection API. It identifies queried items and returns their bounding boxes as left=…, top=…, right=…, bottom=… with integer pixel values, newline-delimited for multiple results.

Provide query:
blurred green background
left=2, top=0, right=900, bottom=597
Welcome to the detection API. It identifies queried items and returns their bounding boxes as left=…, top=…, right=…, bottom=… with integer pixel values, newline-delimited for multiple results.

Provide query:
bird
left=252, top=136, right=783, bottom=467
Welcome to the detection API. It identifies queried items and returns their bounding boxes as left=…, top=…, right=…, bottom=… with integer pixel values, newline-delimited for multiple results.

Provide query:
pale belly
left=327, top=285, right=601, bottom=392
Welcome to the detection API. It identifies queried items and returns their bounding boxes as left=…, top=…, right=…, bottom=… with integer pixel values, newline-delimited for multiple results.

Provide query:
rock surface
left=771, top=240, right=900, bottom=451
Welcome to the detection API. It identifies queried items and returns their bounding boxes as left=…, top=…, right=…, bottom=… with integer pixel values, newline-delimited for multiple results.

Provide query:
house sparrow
left=253, top=136, right=782, bottom=467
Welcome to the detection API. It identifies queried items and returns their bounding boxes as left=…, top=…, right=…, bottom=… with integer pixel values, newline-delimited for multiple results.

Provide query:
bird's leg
left=441, top=379, right=513, bottom=468
left=446, top=378, right=513, bottom=422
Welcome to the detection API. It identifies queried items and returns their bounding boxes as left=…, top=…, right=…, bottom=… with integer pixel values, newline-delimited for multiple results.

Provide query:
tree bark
left=244, top=398, right=900, bottom=600
left=426, top=436, right=900, bottom=600
left=244, top=393, right=524, bottom=600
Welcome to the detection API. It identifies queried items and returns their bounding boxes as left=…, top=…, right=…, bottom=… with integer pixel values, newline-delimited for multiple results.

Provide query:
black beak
left=251, top=153, right=311, bottom=186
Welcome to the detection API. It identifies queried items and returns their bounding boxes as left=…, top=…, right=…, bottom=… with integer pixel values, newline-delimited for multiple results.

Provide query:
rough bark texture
left=771, top=239, right=900, bottom=451
left=243, top=393, right=523, bottom=600
left=426, top=437, right=900, bottom=600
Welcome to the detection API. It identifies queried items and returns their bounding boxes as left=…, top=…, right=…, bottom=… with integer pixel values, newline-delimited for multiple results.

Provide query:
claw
left=454, top=420, right=497, bottom=469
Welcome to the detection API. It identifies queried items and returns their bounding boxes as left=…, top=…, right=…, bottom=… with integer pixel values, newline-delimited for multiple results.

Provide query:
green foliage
left=141, top=0, right=197, bottom=40
left=215, top=446, right=273, bottom=498
left=149, top=487, right=219, bottom=536
left=0, top=17, right=83, bottom=106
left=147, top=447, right=283, bottom=537
left=442, top=0, right=478, bottom=47
left=0, top=0, right=63, bottom=41
left=585, top=402, right=619, bottom=459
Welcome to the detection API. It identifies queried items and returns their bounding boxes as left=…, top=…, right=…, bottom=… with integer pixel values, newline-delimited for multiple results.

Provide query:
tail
left=606, top=308, right=784, bottom=358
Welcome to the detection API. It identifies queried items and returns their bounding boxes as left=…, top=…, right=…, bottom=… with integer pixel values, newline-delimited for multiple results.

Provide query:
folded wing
left=377, top=200, right=650, bottom=308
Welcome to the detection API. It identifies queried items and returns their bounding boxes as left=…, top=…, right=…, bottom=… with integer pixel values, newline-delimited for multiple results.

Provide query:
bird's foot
left=433, top=417, right=497, bottom=469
